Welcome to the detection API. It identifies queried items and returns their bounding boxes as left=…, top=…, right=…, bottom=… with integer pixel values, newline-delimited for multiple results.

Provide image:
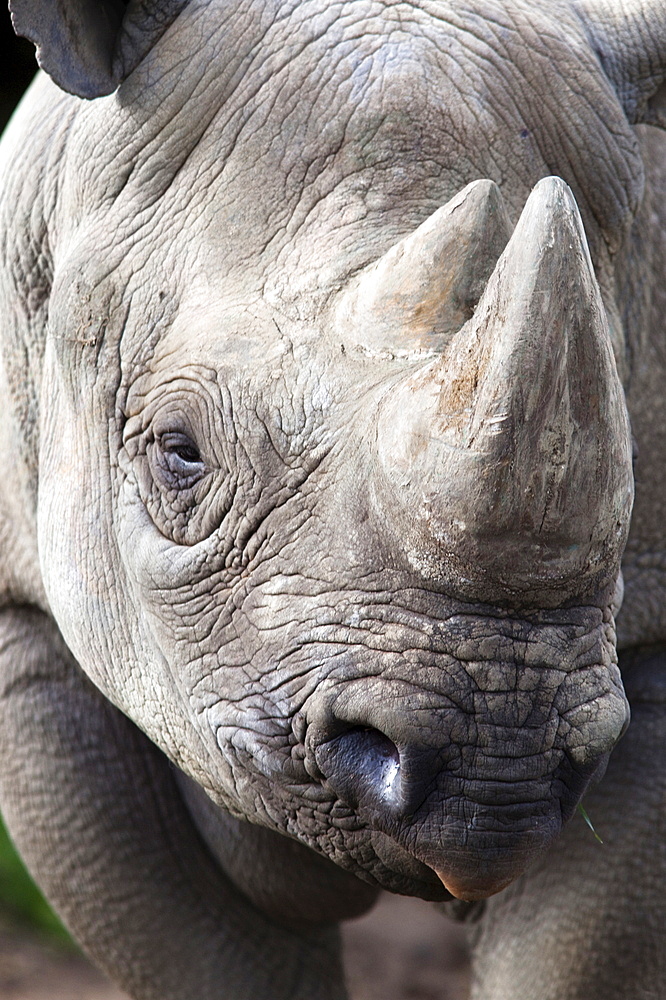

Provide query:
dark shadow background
left=0, top=6, right=37, bottom=133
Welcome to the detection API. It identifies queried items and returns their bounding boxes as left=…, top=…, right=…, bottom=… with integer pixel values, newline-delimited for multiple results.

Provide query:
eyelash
left=159, top=432, right=202, bottom=466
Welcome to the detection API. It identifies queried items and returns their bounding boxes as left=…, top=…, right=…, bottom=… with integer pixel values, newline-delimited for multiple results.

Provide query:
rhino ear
left=573, top=0, right=666, bottom=127
left=8, top=0, right=187, bottom=99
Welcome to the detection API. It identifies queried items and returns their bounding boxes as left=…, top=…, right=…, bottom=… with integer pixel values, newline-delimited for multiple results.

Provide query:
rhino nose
left=311, top=724, right=438, bottom=818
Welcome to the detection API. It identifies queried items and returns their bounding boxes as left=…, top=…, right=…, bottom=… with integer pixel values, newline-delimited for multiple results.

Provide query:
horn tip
left=530, top=175, right=579, bottom=214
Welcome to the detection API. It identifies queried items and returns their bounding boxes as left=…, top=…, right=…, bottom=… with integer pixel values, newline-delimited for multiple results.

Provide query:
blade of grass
left=578, top=803, right=603, bottom=844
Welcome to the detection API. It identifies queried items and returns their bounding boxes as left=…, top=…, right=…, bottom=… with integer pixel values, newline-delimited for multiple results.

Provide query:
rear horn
left=336, top=179, right=512, bottom=356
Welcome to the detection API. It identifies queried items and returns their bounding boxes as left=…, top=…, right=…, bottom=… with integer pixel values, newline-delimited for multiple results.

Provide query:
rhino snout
left=303, top=666, right=627, bottom=899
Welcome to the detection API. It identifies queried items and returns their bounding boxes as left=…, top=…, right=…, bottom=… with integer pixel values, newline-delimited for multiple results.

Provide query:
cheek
left=37, top=362, right=210, bottom=775
left=38, top=373, right=114, bottom=680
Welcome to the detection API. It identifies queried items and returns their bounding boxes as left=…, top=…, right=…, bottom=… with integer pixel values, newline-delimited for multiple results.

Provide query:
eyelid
left=159, top=431, right=202, bottom=460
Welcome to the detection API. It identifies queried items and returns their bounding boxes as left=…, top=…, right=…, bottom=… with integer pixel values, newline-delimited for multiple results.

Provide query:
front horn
left=374, top=176, right=634, bottom=606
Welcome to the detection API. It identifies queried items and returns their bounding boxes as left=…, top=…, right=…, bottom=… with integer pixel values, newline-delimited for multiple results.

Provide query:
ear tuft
left=573, top=0, right=666, bottom=128
left=9, top=0, right=187, bottom=99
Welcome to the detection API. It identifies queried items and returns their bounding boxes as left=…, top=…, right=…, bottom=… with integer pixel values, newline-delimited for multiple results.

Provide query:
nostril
left=313, top=726, right=402, bottom=810
left=349, top=726, right=401, bottom=789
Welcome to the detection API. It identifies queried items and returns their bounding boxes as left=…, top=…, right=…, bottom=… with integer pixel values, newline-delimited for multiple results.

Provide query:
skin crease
left=0, top=0, right=664, bottom=998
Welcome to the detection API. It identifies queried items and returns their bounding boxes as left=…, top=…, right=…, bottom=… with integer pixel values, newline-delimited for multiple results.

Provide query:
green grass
left=577, top=803, right=604, bottom=844
left=0, top=816, right=73, bottom=946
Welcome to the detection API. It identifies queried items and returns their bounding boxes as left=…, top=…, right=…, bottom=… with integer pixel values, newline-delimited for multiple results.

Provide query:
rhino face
left=33, top=0, right=649, bottom=901
left=102, top=177, right=630, bottom=902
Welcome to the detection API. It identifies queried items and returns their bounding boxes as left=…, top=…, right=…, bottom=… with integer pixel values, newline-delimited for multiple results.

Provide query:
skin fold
left=0, top=1, right=664, bottom=997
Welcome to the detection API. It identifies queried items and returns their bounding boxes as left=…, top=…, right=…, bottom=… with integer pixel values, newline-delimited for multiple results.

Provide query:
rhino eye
left=126, top=403, right=232, bottom=545
left=161, top=432, right=201, bottom=464
left=157, top=431, right=205, bottom=482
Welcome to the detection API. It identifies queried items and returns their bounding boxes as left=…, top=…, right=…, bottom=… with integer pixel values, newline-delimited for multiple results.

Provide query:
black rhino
left=0, top=0, right=664, bottom=997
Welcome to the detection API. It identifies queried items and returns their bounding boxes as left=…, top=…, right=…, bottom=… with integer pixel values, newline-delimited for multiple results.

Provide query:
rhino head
left=15, top=0, right=666, bottom=902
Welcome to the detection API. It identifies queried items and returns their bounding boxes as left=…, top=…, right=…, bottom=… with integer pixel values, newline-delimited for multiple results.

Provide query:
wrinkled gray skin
left=0, top=0, right=665, bottom=997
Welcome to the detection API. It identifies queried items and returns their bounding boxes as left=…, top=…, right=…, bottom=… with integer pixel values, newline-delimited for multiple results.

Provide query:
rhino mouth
left=190, top=577, right=629, bottom=902
left=309, top=725, right=609, bottom=900
left=278, top=597, right=630, bottom=901
left=305, top=718, right=611, bottom=900
left=193, top=581, right=630, bottom=902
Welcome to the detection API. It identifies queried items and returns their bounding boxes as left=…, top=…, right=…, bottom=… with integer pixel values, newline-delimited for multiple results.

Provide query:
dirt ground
left=0, top=894, right=471, bottom=1000
left=343, top=894, right=471, bottom=1000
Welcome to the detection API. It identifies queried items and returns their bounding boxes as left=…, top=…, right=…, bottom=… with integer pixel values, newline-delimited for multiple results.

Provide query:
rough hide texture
left=0, top=0, right=664, bottom=998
